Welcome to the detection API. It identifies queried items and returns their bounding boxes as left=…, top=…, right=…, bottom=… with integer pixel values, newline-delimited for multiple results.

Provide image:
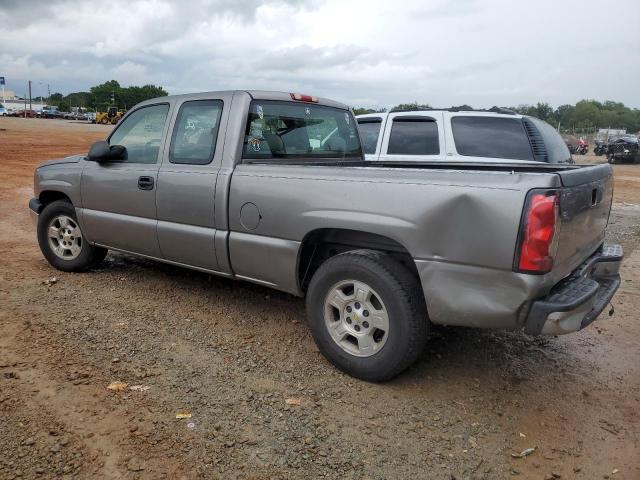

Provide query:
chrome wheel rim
left=47, top=215, right=82, bottom=260
left=324, top=279, right=389, bottom=357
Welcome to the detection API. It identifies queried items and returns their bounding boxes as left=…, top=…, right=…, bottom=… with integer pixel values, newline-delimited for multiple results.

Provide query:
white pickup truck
left=357, top=109, right=573, bottom=164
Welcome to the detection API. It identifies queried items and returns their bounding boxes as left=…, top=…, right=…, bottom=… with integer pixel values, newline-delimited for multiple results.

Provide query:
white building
left=1, top=89, right=18, bottom=100
left=596, top=128, right=627, bottom=141
left=2, top=98, right=47, bottom=112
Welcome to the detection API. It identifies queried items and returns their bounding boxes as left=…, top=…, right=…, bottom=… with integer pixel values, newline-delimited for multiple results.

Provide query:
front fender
left=35, top=163, right=83, bottom=206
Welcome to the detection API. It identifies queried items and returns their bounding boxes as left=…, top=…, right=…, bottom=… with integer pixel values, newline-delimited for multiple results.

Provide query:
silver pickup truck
left=29, top=90, right=623, bottom=381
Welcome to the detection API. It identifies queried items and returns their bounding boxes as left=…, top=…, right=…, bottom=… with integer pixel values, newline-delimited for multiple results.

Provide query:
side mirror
left=87, top=140, right=127, bottom=163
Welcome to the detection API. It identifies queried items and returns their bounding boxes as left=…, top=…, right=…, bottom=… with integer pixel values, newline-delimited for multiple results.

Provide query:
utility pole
left=28, top=80, right=32, bottom=112
left=0, top=76, right=5, bottom=107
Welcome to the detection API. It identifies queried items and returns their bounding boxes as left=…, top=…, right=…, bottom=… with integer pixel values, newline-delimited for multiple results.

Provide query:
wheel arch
left=297, top=228, right=419, bottom=293
left=39, top=190, right=73, bottom=207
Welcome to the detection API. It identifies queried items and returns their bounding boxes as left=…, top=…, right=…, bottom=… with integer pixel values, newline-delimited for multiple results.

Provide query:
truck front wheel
left=37, top=200, right=108, bottom=272
left=306, top=250, right=428, bottom=381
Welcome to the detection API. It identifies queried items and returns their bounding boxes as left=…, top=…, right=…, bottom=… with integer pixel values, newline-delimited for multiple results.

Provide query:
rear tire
left=37, top=200, right=107, bottom=272
left=306, top=250, right=428, bottom=382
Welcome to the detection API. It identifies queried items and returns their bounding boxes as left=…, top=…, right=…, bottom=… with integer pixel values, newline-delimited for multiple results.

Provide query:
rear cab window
left=242, top=101, right=362, bottom=162
left=378, top=112, right=445, bottom=162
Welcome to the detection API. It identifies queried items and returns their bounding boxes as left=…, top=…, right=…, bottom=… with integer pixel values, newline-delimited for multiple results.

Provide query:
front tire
left=306, top=250, right=428, bottom=382
left=37, top=200, right=107, bottom=272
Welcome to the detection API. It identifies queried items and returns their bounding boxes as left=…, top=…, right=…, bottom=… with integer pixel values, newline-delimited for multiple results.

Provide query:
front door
left=81, top=103, right=171, bottom=257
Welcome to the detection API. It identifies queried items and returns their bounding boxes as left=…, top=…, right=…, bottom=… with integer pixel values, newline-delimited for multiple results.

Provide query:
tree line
left=43, top=80, right=168, bottom=113
left=353, top=100, right=640, bottom=134
left=7, top=81, right=637, bottom=134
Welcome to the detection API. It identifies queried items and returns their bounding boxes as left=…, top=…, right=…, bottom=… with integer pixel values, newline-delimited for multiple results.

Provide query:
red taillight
left=290, top=93, right=318, bottom=103
left=516, top=191, right=559, bottom=273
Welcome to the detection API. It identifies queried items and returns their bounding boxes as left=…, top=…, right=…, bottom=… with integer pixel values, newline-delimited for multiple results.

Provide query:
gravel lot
left=1, top=117, right=638, bottom=479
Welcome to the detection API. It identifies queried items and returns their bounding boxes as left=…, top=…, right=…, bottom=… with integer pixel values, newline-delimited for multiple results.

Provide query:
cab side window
left=170, top=100, right=223, bottom=165
left=451, top=116, right=533, bottom=160
left=387, top=118, right=440, bottom=155
left=108, top=104, right=169, bottom=164
left=357, top=117, right=382, bottom=154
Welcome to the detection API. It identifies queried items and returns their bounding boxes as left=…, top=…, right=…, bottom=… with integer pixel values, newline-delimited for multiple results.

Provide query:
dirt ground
left=0, top=117, right=638, bottom=480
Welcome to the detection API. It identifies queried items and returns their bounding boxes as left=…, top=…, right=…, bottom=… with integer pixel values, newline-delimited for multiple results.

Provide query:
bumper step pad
left=523, top=244, right=623, bottom=335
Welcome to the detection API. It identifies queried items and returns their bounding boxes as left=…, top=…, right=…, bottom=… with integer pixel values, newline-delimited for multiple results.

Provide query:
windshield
left=243, top=101, right=362, bottom=160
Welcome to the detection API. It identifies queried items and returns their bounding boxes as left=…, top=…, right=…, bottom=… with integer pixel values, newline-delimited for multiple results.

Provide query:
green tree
left=48, top=92, right=64, bottom=104
left=555, top=104, right=575, bottom=128
left=450, top=104, right=473, bottom=111
left=89, top=80, right=122, bottom=109
left=390, top=102, right=432, bottom=112
left=352, top=107, right=387, bottom=115
left=51, top=80, right=169, bottom=113
left=118, top=84, right=168, bottom=109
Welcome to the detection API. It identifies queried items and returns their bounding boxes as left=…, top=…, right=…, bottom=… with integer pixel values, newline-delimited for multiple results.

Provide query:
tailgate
left=553, top=164, right=614, bottom=279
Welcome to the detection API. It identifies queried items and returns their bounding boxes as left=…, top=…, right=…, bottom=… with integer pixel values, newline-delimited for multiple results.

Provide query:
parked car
left=594, top=140, right=609, bottom=156
left=0, top=106, right=7, bottom=116
left=607, top=136, right=639, bottom=164
left=64, top=112, right=88, bottom=121
left=40, top=108, right=63, bottom=119
left=28, top=90, right=623, bottom=381
left=15, top=109, right=39, bottom=118
left=357, top=110, right=575, bottom=164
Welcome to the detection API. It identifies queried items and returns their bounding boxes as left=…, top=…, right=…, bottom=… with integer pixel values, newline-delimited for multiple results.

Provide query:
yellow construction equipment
left=95, top=106, right=125, bottom=125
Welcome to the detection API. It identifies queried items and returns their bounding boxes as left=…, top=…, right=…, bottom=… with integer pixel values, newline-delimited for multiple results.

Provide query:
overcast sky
left=1, top=0, right=639, bottom=109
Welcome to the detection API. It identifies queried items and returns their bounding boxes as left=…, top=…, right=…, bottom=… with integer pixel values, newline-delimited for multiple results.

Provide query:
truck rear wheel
left=306, top=250, right=428, bottom=381
left=37, top=200, right=108, bottom=272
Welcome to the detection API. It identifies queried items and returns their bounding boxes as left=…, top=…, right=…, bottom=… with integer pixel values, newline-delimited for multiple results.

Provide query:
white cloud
left=1, top=0, right=639, bottom=109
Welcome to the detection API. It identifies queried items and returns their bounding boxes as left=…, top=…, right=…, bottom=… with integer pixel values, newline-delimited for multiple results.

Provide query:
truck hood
left=37, top=154, right=85, bottom=169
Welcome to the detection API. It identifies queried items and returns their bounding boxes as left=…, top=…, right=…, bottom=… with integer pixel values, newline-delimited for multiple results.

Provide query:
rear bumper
left=523, top=244, right=623, bottom=335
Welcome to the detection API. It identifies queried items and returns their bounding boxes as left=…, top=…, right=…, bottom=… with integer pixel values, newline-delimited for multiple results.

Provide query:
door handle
left=138, top=176, right=154, bottom=190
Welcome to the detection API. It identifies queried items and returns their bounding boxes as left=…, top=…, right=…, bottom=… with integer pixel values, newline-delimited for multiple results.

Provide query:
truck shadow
left=98, top=251, right=584, bottom=390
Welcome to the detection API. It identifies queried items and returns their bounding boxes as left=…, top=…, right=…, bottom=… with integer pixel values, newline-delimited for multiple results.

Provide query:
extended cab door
left=81, top=103, right=171, bottom=257
left=377, top=111, right=446, bottom=162
left=155, top=94, right=232, bottom=272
